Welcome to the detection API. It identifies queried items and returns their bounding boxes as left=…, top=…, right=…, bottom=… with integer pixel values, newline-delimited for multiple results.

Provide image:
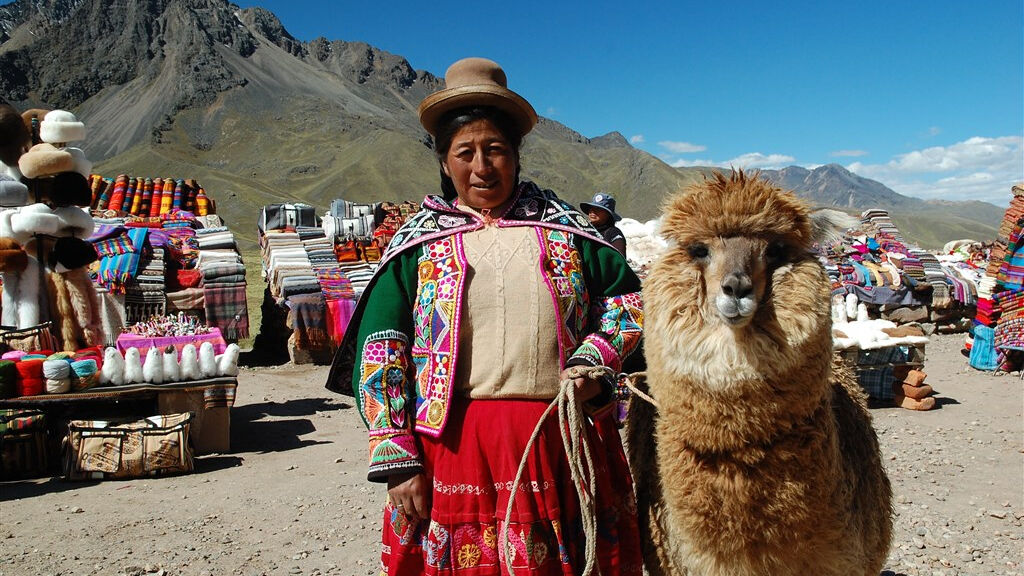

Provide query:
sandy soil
left=2, top=333, right=1021, bottom=576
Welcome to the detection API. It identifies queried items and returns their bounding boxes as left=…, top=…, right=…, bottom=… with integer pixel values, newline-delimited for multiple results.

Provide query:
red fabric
left=380, top=398, right=642, bottom=576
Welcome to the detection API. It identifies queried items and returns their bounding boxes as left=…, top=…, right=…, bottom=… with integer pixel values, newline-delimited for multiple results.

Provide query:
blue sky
left=235, top=0, right=1023, bottom=205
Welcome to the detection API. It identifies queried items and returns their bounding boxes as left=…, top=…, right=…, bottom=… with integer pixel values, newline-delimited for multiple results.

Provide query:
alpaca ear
left=810, top=209, right=858, bottom=245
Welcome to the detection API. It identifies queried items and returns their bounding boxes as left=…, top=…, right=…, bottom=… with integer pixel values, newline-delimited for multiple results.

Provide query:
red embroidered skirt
left=381, top=398, right=643, bottom=575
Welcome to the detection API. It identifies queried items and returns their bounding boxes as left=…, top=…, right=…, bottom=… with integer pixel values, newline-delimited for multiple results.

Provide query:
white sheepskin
left=832, top=319, right=930, bottom=351
left=142, top=347, right=164, bottom=384
left=53, top=206, right=94, bottom=238
left=179, top=344, right=200, bottom=381
left=100, top=347, right=125, bottom=386
left=198, top=342, right=217, bottom=379
left=215, top=343, right=240, bottom=377
left=4, top=257, right=41, bottom=329
left=162, top=347, right=180, bottom=383
left=10, top=204, right=60, bottom=244
left=845, top=293, right=858, bottom=320
left=123, top=347, right=144, bottom=384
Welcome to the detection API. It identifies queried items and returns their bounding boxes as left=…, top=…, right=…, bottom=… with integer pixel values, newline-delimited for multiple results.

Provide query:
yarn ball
left=42, top=358, right=71, bottom=380
left=70, top=359, right=99, bottom=391
left=46, top=378, right=70, bottom=394
left=1, top=350, right=27, bottom=361
left=15, top=358, right=44, bottom=396
left=0, top=360, right=17, bottom=398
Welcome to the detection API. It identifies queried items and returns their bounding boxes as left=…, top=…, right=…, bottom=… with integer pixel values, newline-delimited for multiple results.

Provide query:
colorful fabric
left=96, top=227, right=148, bottom=292
left=93, top=233, right=136, bottom=258
left=359, top=330, right=421, bottom=479
left=203, top=283, right=249, bottom=340
left=380, top=398, right=642, bottom=576
left=288, top=293, right=329, bottom=350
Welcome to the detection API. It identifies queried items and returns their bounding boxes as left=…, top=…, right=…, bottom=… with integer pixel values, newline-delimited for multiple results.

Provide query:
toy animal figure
left=162, top=345, right=180, bottom=383
left=179, top=344, right=201, bottom=381
left=142, top=347, right=164, bottom=384
left=626, top=170, right=892, bottom=576
left=215, top=343, right=240, bottom=377
left=198, top=342, right=217, bottom=379
left=99, top=347, right=125, bottom=386
left=123, top=347, right=144, bottom=384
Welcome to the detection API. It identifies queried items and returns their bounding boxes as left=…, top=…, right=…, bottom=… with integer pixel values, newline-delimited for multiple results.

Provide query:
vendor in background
left=581, top=192, right=627, bottom=256
left=326, top=57, right=643, bottom=575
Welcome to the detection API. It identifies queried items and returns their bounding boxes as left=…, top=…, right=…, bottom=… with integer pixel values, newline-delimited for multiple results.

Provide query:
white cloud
left=847, top=135, right=1023, bottom=204
left=658, top=140, right=707, bottom=153
left=830, top=149, right=868, bottom=157
left=629, top=134, right=644, bottom=144
left=670, top=157, right=719, bottom=168
left=725, top=152, right=796, bottom=169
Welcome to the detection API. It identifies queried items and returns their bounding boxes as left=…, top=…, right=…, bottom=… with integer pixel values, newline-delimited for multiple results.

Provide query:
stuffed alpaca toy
left=100, top=347, right=125, bottom=386
left=123, top=347, right=144, bottom=384
left=179, top=344, right=200, bottom=381
left=215, top=343, right=240, bottom=377
left=198, top=342, right=217, bottom=379
left=143, top=347, right=164, bottom=384
left=162, top=346, right=180, bottom=383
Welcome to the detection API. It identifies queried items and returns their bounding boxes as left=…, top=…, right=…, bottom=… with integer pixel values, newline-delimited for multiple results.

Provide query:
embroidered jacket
left=326, top=181, right=644, bottom=481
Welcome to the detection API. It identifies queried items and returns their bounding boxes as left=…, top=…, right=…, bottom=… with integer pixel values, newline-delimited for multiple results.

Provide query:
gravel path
left=2, top=333, right=1021, bottom=576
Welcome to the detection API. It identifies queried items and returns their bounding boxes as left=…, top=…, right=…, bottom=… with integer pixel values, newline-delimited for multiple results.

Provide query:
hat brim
left=580, top=202, right=622, bottom=221
left=419, top=84, right=538, bottom=138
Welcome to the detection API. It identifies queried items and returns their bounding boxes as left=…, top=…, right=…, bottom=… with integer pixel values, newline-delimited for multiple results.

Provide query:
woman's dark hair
left=433, top=106, right=523, bottom=200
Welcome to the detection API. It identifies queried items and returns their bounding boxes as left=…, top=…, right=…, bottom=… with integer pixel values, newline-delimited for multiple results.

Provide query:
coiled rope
left=500, top=365, right=659, bottom=575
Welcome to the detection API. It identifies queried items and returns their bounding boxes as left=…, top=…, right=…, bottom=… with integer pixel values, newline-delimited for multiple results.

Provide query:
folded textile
left=166, top=287, right=206, bottom=311
left=204, top=283, right=249, bottom=340
left=201, top=262, right=246, bottom=280
left=287, top=293, right=328, bottom=350
left=203, top=274, right=246, bottom=285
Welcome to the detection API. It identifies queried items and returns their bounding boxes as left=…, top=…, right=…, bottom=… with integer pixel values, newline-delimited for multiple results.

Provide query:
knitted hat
left=49, top=236, right=99, bottom=271
left=0, top=104, right=30, bottom=168
left=0, top=237, right=28, bottom=273
left=18, top=143, right=73, bottom=178
left=39, top=110, right=86, bottom=144
left=418, top=57, right=538, bottom=138
left=0, top=174, right=29, bottom=207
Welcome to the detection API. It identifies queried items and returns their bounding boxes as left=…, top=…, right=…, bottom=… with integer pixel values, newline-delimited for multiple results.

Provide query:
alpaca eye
left=688, top=244, right=709, bottom=259
left=766, top=241, right=787, bottom=262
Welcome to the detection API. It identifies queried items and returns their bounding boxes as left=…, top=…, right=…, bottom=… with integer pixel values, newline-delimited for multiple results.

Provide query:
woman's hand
left=560, top=367, right=602, bottom=403
left=387, top=471, right=431, bottom=524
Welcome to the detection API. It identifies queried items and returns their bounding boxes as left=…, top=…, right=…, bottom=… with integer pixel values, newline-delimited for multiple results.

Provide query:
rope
left=500, top=364, right=611, bottom=576
left=618, top=371, right=660, bottom=410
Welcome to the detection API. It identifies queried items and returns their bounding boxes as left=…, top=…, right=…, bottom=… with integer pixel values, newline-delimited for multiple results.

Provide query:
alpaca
left=162, top=345, right=181, bottom=383
left=100, top=347, right=125, bottom=386
left=216, top=343, right=240, bottom=377
left=198, top=342, right=217, bottom=379
left=626, top=170, right=892, bottom=576
left=142, top=347, right=164, bottom=384
left=123, top=347, right=144, bottom=384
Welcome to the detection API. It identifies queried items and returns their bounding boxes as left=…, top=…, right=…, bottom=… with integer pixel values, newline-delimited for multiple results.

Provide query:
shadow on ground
left=230, top=397, right=351, bottom=454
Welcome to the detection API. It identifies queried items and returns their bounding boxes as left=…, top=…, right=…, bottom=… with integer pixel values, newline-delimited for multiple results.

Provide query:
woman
left=327, top=57, right=644, bottom=575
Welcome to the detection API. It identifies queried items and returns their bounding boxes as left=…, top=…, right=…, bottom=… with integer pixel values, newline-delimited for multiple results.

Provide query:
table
left=0, top=377, right=237, bottom=455
left=116, top=328, right=227, bottom=360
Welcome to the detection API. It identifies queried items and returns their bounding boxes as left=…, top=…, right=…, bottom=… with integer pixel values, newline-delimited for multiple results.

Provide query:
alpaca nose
left=721, top=272, right=753, bottom=299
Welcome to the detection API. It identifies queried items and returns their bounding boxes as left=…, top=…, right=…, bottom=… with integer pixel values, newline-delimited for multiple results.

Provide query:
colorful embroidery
left=570, top=292, right=644, bottom=371
left=537, top=228, right=589, bottom=364
left=411, top=237, right=466, bottom=437
left=359, top=330, right=421, bottom=477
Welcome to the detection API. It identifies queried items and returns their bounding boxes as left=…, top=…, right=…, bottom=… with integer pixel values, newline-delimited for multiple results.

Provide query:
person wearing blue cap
left=581, top=192, right=627, bottom=256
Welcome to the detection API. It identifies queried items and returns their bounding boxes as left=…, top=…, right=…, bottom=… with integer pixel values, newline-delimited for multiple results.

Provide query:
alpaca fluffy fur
left=2, top=255, right=41, bottom=329
left=162, top=346, right=181, bottom=383
left=627, top=170, right=892, bottom=576
left=198, top=342, right=217, bottom=379
left=101, top=347, right=125, bottom=386
left=123, top=348, right=143, bottom=384
left=179, top=344, right=201, bottom=381
left=215, top=343, right=240, bottom=377
left=143, top=347, right=164, bottom=384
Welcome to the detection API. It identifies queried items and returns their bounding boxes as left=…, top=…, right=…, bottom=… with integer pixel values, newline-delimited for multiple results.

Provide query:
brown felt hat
left=0, top=237, right=28, bottom=273
left=418, top=57, right=537, bottom=138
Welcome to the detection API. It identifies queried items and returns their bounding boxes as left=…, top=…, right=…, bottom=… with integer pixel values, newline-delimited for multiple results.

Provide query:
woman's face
left=442, top=118, right=518, bottom=211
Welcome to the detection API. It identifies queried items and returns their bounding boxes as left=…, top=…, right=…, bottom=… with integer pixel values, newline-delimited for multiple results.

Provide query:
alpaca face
left=645, top=171, right=832, bottom=389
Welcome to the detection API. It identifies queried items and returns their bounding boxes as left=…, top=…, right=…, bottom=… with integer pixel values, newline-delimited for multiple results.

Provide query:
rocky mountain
left=0, top=0, right=1003, bottom=250
left=756, top=164, right=1004, bottom=247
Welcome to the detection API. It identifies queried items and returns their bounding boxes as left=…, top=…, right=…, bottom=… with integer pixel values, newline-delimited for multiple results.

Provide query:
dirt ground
left=2, top=332, right=1022, bottom=576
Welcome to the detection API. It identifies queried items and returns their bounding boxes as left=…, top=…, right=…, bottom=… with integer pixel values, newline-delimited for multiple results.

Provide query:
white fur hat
left=18, top=143, right=73, bottom=178
left=65, top=147, right=92, bottom=179
left=0, top=175, right=28, bottom=207
left=10, top=203, right=61, bottom=242
left=53, top=205, right=95, bottom=238
left=40, top=110, right=86, bottom=144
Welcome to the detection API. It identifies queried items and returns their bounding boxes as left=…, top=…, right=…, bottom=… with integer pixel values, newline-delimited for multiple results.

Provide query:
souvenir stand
left=965, top=183, right=1024, bottom=372
left=253, top=199, right=418, bottom=364
left=0, top=139, right=246, bottom=479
